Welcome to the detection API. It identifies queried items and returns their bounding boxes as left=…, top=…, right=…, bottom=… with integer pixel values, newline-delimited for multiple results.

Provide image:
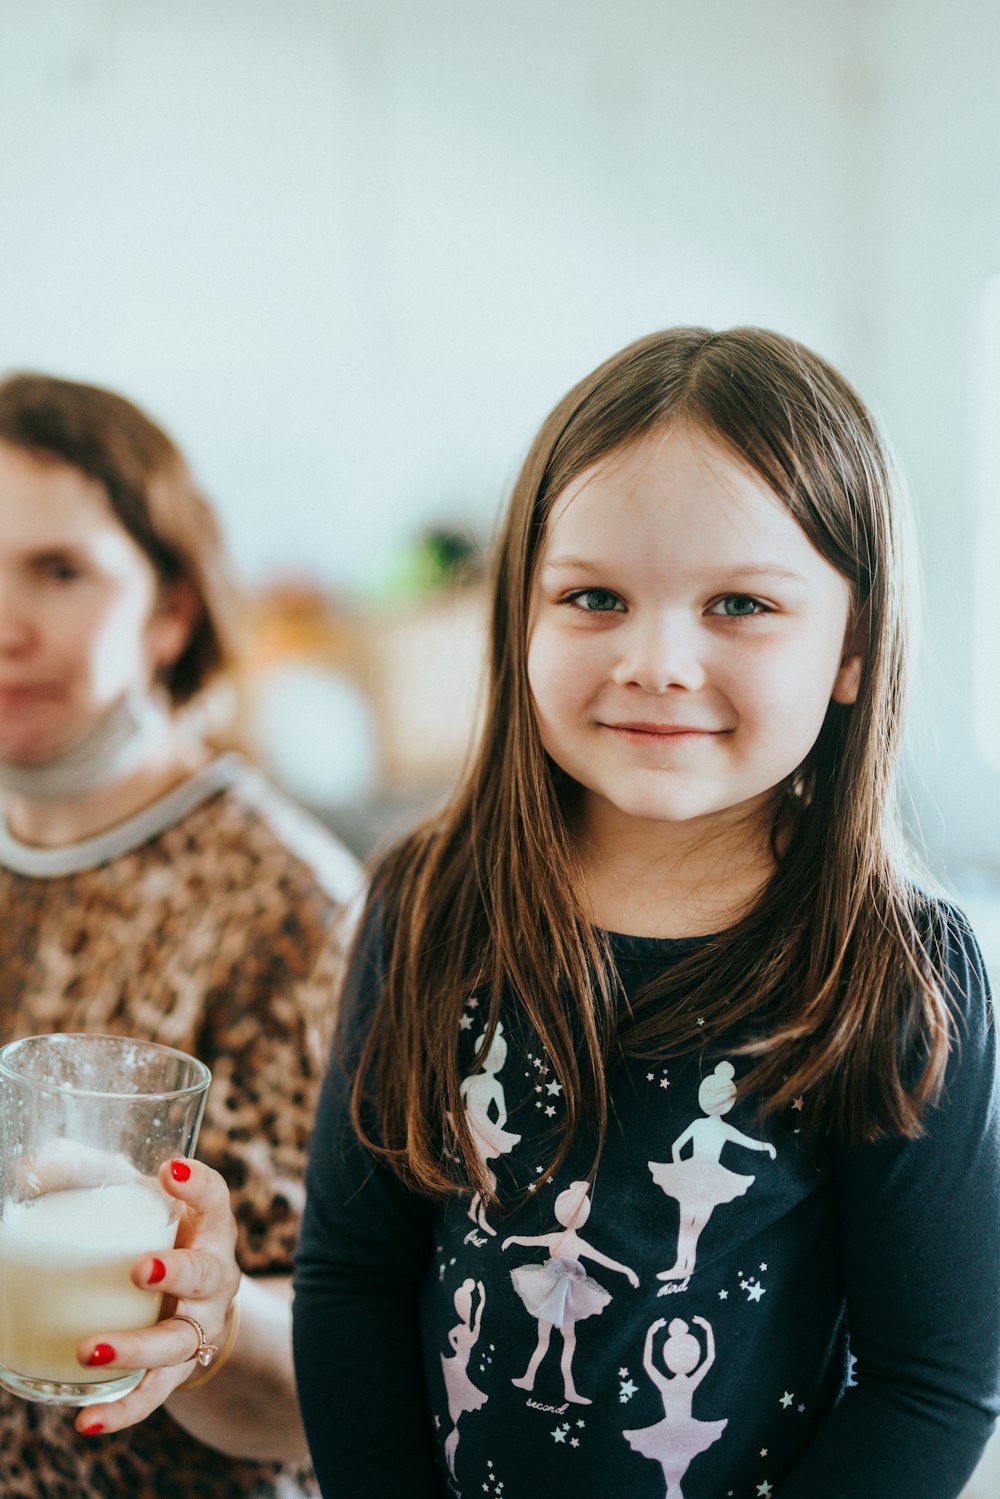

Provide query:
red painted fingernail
left=148, top=1257, right=166, bottom=1284
left=81, top=1421, right=104, bottom=1436
left=87, top=1344, right=115, bottom=1367
left=170, top=1159, right=191, bottom=1182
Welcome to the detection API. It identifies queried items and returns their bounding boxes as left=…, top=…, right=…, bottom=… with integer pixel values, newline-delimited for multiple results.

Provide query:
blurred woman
left=0, top=373, right=361, bottom=1499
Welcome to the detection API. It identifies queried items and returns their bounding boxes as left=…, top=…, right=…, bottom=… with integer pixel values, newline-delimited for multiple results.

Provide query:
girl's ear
left=831, top=653, right=863, bottom=705
left=147, top=579, right=200, bottom=672
left=831, top=605, right=868, bottom=706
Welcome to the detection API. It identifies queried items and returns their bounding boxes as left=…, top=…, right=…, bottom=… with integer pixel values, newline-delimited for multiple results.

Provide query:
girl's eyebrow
left=539, top=555, right=605, bottom=574
left=723, top=564, right=808, bottom=584
left=540, top=556, right=807, bottom=584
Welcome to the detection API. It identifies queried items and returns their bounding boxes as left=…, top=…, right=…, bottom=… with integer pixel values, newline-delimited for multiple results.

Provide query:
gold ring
left=173, top=1313, right=219, bottom=1368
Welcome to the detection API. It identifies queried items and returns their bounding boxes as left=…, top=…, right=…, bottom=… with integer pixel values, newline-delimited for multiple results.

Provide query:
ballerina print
left=459, top=1021, right=522, bottom=1235
left=623, top=1315, right=728, bottom=1499
left=648, top=1060, right=776, bottom=1282
left=502, top=1180, right=639, bottom=1405
left=440, top=1278, right=488, bottom=1477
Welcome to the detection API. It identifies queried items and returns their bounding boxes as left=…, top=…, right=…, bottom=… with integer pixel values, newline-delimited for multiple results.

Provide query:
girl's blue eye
left=567, top=588, right=625, bottom=614
left=709, top=594, right=768, bottom=618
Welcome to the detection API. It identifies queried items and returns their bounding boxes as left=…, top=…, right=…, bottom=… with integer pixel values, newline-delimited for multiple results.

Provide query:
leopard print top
left=0, top=756, right=362, bottom=1498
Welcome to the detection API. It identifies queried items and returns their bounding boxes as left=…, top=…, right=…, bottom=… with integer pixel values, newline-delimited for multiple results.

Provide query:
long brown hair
left=352, top=326, right=952, bottom=1203
left=0, top=372, right=239, bottom=703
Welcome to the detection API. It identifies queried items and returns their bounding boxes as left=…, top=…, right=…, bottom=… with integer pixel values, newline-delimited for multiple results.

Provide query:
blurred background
left=2, top=0, right=999, bottom=893
left=1, top=4, right=997, bottom=1488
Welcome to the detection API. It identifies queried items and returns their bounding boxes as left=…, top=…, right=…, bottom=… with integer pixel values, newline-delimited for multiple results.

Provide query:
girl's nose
left=612, top=615, right=707, bottom=693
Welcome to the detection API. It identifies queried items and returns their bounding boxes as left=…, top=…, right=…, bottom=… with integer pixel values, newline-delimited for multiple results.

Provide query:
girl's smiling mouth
left=604, top=721, right=722, bottom=740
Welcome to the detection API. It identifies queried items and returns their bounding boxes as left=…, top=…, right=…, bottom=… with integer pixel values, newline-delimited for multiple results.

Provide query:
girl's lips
left=606, top=722, right=716, bottom=735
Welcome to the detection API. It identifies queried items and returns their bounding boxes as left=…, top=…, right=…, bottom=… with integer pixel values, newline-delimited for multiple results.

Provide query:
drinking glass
left=0, top=1033, right=210, bottom=1405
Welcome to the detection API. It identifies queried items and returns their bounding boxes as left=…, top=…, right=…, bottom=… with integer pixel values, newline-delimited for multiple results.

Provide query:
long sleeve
left=293, top=905, right=444, bottom=1498
left=780, top=910, right=1000, bottom=1497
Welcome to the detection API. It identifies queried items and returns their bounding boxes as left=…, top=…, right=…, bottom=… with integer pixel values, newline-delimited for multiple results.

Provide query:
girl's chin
left=584, top=793, right=723, bottom=830
left=580, top=785, right=779, bottom=835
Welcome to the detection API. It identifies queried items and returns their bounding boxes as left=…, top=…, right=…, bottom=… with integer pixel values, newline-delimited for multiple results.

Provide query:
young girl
left=293, top=327, right=1000, bottom=1498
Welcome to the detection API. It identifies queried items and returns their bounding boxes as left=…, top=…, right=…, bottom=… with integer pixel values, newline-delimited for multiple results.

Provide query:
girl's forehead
left=537, top=424, right=844, bottom=592
left=545, top=426, right=786, bottom=539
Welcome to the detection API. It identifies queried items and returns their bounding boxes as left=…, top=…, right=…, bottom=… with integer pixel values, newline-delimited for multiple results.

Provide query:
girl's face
left=526, top=424, right=861, bottom=850
left=0, top=441, right=190, bottom=764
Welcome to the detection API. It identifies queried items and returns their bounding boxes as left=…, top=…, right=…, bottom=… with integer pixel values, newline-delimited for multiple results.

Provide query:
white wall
left=861, top=0, right=1000, bottom=880
left=0, top=0, right=875, bottom=584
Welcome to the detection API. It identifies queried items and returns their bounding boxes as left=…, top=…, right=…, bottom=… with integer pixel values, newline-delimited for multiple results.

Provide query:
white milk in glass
left=0, top=1182, right=177, bottom=1383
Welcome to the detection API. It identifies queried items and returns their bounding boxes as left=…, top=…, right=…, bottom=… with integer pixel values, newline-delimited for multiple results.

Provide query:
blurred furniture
left=234, top=579, right=487, bottom=853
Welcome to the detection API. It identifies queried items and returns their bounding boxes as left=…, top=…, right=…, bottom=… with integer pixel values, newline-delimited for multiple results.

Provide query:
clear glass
left=0, top=1033, right=210, bottom=1405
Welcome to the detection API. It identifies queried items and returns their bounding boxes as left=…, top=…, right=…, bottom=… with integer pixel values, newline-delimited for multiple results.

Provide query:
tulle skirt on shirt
left=647, top=1156, right=754, bottom=1215
left=510, top=1256, right=611, bottom=1327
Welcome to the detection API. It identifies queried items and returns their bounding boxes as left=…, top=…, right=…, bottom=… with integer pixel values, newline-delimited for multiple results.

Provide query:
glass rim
left=0, top=1033, right=211, bottom=1102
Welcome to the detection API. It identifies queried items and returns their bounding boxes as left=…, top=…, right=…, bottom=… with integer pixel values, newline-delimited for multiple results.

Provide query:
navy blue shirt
left=294, top=902, right=1000, bottom=1497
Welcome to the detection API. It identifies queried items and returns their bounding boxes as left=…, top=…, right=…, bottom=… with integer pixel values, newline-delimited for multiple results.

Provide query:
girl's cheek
left=526, top=628, right=562, bottom=699
left=541, top=645, right=596, bottom=706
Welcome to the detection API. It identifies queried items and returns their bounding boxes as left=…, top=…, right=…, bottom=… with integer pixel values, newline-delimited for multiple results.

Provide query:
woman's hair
left=0, top=372, right=239, bottom=703
left=352, top=326, right=952, bottom=1202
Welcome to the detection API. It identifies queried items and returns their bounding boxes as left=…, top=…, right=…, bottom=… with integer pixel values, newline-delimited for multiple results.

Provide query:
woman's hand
left=73, top=1159, right=240, bottom=1438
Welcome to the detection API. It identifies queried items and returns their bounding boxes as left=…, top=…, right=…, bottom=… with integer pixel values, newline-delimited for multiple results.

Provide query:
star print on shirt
left=619, top=1379, right=638, bottom=1402
left=747, top=1282, right=766, bottom=1302
left=779, top=1391, right=794, bottom=1408
left=757, top=1482, right=773, bottom=1496
left=545, top=1080, right=562, bottom=1096
left=458, top=1014, right=474, bottom=1030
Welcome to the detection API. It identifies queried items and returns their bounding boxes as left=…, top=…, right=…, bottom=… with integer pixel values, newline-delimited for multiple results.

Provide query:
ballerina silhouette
left=502, top=1180, right=639, bottom=1405
left=459, top=1022, right=522, bottom=1235
left=440, top=1278, right=488, bottom=1476
left=623, top=1315, right=728, bottom=1499
left=648, top=1061, right=776, bottom=1281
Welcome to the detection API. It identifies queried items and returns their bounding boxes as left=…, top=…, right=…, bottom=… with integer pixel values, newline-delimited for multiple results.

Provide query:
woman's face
left=0, top=441, right=188, bottom=764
